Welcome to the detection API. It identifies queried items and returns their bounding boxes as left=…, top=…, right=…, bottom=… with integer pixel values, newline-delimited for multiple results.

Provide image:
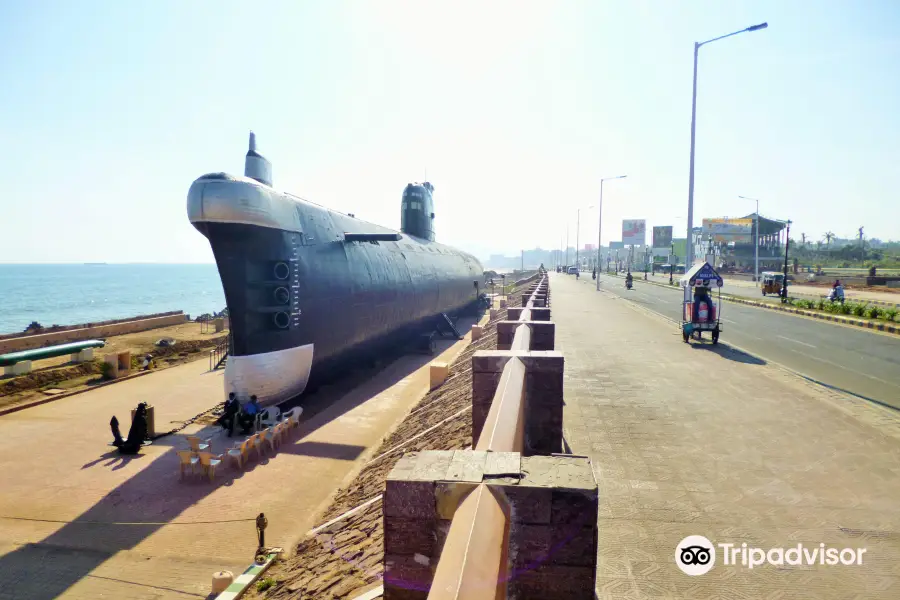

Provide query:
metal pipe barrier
left=428, top=272, right=548, bottom=599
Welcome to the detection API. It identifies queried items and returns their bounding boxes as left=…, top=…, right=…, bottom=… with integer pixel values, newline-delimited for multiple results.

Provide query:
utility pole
left=781, top=220, right=792, bottom=304
left=565, top=225, right=569, bottom=267
left=521, top=250, right=524, bottom=272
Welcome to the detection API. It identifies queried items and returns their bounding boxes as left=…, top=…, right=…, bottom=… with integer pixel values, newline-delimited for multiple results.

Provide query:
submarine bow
left=188, top=132, right=483, bottom=406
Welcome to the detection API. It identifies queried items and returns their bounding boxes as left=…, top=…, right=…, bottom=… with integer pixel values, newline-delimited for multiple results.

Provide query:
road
left=585, top=273, right=900, bottom=410
left=643, top=272, right=900, bottom=306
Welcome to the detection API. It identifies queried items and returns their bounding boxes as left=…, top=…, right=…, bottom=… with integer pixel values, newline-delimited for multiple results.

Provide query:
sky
left=1, top=0, right=898, bottom=263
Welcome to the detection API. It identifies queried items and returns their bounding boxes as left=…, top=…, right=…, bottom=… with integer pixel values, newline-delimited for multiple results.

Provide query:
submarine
left=187, top=133, right=484, bottom=406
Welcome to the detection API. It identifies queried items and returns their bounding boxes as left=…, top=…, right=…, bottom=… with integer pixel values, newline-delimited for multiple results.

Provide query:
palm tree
left=824, top=231, right=836, bottom=248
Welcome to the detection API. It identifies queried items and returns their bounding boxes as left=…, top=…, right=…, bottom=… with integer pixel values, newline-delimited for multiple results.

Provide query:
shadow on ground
left=0, top=314, right=481, bottom=599
left=689, top=341, right=767, bottom=365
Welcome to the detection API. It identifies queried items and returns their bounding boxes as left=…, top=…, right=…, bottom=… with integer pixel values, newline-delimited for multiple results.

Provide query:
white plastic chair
left=282, top=407, right=303, bottom=432
left=186, top=435, right=211, bottom=453
left=177, top=451, right=199, bottom=479
left=259, top=407, right=281, bottom=429
left=227, top=439, right=251, bottom=470
left=198, top=451, right=223, bottom=482
left=259, top=427, right=276, bottom=454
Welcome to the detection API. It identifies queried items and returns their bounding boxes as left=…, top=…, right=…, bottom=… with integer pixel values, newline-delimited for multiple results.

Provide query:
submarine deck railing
left=428, top=272, right=548, bottom=599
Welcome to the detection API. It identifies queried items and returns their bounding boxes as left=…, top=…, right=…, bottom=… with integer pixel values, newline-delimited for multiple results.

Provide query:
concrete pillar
left=429, top=362, right=449, bottom=390
left=471, top=350, right=564, bottom=455
left=383, top=451, right=598, bottom=600
left=383, top=450, right=455, bottom=599
left=496, top=321, right=555, bottom=351
left=471, top=324, right=484, bottom=341
left=4, top=360, right=33, bottom=376
left=507, top=306, right=551, bottom=322
left=70, top=348, right=94, bottom=363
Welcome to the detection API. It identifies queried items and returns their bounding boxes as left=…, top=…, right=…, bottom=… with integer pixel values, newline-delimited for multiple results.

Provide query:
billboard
left=622, top=219, right=646, bottom=246
left=609, top=241, right=625, bottom=250
left=652, top=226, right=673, bottom=248
left=702, top=218, right=753, bottom=243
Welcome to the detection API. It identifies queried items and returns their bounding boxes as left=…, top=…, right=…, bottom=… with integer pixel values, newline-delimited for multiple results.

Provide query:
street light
left=782, top=219, right=792, bottom=303
left=685, top=22, right=768, bottom=268
left=595, top=175, right=628, bottom=290
left=576, top=204, right=595, bottom=272
left=739, top=195, right=761, bottom=284
left=670, top=241, right=675, bottom=285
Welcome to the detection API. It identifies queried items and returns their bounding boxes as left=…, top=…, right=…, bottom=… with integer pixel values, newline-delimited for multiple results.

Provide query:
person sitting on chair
left=218, top=392, right=240, bottom=437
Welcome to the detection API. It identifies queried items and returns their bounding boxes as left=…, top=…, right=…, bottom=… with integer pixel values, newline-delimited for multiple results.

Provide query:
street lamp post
left=596, top=175, right=627, bottom=290
left=739, top=195, right=761, bottom=284
left=685, top=22, right=768, bottom=268
left=781, top=219, right=792, bottom=303
left=670, top=242, right=675, bottom=285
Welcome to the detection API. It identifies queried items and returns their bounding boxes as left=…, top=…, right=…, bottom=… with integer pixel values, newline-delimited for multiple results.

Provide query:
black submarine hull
left=189, top=175, right=483, bottom=406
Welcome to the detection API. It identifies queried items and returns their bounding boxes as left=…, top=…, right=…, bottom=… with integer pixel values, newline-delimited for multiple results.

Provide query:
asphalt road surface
left=588, top=273, right=900, bottom=410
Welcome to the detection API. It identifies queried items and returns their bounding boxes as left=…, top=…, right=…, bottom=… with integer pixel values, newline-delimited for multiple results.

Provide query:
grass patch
left=256, top=577, right=276, bottom=592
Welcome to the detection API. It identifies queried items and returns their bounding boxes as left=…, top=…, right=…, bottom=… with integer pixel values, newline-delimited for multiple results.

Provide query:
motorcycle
left=625, top=277, right=633, bottom=290
left=827, top=286, right=845, bottom=304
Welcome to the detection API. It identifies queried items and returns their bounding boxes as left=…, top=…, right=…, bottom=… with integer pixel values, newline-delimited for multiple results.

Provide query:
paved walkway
left=0, top=324, right=477, bottom=600
left=551, top=273, right=900, bottom=599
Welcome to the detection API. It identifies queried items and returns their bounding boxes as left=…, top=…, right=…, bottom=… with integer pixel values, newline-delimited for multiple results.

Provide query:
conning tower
left=401, top=181, right=435, bottom=241
left=244, top=131, right=272, bottom=186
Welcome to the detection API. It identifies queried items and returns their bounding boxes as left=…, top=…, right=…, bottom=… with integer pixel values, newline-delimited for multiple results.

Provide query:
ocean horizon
left=0, top=263, right=226, bottom=335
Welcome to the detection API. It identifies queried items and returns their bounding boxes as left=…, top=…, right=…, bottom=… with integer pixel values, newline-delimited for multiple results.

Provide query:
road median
left=608, top=274, right=900, bottom=337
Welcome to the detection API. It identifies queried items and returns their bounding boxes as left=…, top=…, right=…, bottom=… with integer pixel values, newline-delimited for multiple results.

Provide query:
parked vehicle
left=760, top=271, right=784, bottom=296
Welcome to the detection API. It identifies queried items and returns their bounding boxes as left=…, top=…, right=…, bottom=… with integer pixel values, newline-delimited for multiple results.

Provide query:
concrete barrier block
left=529, top=307, right=552, bottom=321
left=429, top=361, right=449, bottom=390
left=470, top=324, right=484, bottom=341
left=14, top=360, right=33, bottom=375
left=496, top=321, right=555, bottom=351
left=71, top=348, right=94, bottom=363
left=499, top=298, right=508, bottom=309
left=507, top=307, right=524, bottom=321
left=383, top=450, right=598, bottom=600
left=471, top=350, right=565, bottom=453
left=4, top=360, right=33, bottom=376
left=489, top=308, right=499, bottom=320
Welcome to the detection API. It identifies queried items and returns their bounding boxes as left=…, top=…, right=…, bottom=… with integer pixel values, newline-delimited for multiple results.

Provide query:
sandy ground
left=0, top=321, right=228, bottom=411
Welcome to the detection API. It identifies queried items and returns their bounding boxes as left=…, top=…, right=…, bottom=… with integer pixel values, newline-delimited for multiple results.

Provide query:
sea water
left=0, top=264, right=226, bottom=334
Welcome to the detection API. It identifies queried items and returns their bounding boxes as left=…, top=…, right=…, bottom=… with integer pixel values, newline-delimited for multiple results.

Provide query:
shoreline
left=0, top=319, right=229, bottom=413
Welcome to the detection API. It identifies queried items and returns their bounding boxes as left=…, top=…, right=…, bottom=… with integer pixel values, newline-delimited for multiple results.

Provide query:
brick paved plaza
left=0, top=337, right=464, bottom=599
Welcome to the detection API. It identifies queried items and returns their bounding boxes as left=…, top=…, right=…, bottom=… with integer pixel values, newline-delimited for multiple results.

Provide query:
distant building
left=698, top=213, right=788, bottom=270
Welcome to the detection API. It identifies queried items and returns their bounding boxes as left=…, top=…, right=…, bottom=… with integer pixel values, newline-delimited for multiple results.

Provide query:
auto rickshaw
left=681, top=262, right=723, bottom=344
left=760, top=271, right=784, bottom=296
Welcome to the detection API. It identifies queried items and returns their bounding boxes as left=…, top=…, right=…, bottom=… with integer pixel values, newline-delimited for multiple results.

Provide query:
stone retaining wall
left=0, top=313, right=188, bottom=354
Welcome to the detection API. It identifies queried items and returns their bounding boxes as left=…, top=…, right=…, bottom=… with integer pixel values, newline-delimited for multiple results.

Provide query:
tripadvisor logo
left=675, top=536, right=867, bottom=575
